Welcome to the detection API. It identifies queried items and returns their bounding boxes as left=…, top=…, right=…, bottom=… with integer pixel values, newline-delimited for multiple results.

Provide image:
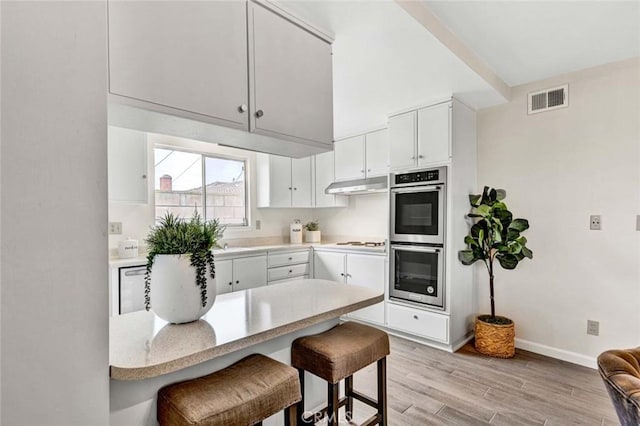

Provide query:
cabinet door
left=313, top=251, right=345, bottom=283
left=269, top=155, right=293, bottom=208
left=214, top=259, right=233, bottom=296
left=108, top=1, right=249, bottom=127
left=334, top=136, right=365, bottom=181
left=417, top=102, right=451, bottom=166
left=365, top=129, right=390, bottom=177
left=291, top=157, right=312, bottom=207
left=233, top=256, right=267, bottom=291
left=345, top=254, right=385, bottom=325
left=250, top=3, right=333, bottom=145
left=108, top=126, right=148, bottom=203
left=389, top=112, right=417, bottom=170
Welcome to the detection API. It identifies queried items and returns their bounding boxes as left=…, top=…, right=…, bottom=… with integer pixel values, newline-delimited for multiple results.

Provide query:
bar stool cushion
left=157, top=354, right=301, bottom=426
left=291, top=322, right=390, bottom=384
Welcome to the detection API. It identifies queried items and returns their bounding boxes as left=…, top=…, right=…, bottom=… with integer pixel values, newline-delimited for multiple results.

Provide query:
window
left=154, top=147, right=248, bottom=226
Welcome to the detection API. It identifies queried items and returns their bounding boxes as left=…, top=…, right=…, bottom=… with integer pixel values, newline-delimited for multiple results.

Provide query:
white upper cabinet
left=108, top=126, right=148, bottom=204
left=389, top=101, right=452, bottom=171
left=417, top=102, right=451, bottom=166
left=334, top=129, right=389, bottom=180
left=364, top=129, right=390, bottom=177
left=334, top=135, right=365, bottom=181
left=108, top=1, right=333, bottom=149
left=250, top=2, right=333, bottom=146
left=313, top=151, right=348, bottom=208
left=108, top=2, right=249, bottom=128
left=256, top=154, right=312, bottom=208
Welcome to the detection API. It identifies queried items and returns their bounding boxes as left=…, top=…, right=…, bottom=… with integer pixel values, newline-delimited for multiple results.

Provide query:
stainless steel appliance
left=390, top=166, right=446, bottom=245
left=389, top=244, right=444, bottom=309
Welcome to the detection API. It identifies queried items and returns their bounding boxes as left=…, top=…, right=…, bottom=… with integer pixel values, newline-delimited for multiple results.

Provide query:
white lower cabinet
left=267, top=249, right=311, bottom=284
left=387, top=302, right=449, bottom=343
left=313, top=250, right=385, bottom=325
left=214, top=255, right=267, bottom=294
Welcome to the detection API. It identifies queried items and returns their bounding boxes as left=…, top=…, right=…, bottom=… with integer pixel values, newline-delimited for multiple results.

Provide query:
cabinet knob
left=288, top=257, right=293, bottom=261
left=238, top=104, right=248, bottom=113
left=228, top=282, right=233, bottom=286
left=235, top=280, right=239, bottom=284
left=256, top=109, right=264, bottom=118
left=142, top=174, right=147, bottom=179
left=418, top=154, right=424, bottom=159
left=340, top=273, right=344, bottom=276
left=289, top=270, right=293, bottom=273
left=410, top=156, right=416, bottom=160
left=293, top=187, right=297, bottom=191
left=367, top=169, right=371, bottom=172
left=360, top=169, right=364, bottom=173
left=413, top=315, right=419, bottom=320
left=288, top=187, right=292, bottom=190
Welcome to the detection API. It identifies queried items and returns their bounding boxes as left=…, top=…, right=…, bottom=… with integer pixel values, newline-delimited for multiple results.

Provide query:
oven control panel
left=392, top=166, right=446, bottom=186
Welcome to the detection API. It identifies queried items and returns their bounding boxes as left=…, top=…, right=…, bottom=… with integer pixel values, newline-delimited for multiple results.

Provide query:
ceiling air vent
left=528, top=84, right=569, bottom=115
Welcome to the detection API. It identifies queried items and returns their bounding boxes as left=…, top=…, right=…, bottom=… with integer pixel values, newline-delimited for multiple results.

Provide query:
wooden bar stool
left=157, top=354, right=301, bottom=426
left=292, top=322, right=390, bottom=425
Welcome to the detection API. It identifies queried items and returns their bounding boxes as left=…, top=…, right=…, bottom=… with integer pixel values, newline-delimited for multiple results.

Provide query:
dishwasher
left=119, top=265, right=146, bottom=314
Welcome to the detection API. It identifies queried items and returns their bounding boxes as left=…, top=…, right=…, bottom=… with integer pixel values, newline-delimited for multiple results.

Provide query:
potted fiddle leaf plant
left=303, top=220, right=321, bottom=243
left=458, top=187, right=532, bottom=358
left=144, top=212, right=224, bottom=324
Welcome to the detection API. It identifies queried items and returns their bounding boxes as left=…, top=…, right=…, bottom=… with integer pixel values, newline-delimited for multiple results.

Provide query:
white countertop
left=109, top=279, right=383, bottom=380
left=109, top=242, right=386, bottom=268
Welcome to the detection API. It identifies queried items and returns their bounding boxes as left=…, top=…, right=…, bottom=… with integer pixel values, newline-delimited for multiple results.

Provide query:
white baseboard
left=515, top=338, right=597, bottom=369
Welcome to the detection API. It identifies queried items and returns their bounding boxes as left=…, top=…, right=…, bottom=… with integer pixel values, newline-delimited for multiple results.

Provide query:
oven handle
left=390, top=185, right=442, bottom=194
left=391, top=245, right=441, bottom=254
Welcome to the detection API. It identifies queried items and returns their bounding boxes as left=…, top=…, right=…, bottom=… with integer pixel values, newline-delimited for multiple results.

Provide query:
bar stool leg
left=327, top=382, right=339, bottom=426
left=284, top=404, right=297, bottom=426
left=345, top=375, right=354, bottom=421
left=297, top=369, right=306, bottom=424
left=377, top=357, right=388, bottom=426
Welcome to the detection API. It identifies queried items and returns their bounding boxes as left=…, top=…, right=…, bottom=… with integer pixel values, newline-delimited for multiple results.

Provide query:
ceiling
left=424, top=1, right=640, bottom=87
left=276, top=0, right=640, bottom=138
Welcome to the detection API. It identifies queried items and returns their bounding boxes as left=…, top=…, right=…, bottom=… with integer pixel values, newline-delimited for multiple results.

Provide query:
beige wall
left=477, top=58, right=640, bottom=365
left=1, top=2, right=109, bottom=423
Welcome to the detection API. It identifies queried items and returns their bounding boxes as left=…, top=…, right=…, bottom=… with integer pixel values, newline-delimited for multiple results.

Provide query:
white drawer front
left=268, top=263, right=310, bottom=281
left=267, top=275, right=310, bottom=285
left=387, top=303, right=449, bottom=343
left=268, top=250, right=310, bottom=267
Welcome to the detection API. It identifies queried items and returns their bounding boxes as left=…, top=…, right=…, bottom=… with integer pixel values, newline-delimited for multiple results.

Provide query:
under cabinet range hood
left=325, top=176, right=388, bottom=195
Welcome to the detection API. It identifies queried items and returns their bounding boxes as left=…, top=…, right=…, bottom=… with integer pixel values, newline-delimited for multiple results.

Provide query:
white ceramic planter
left=150, top=254, right=215, bottom=324
left=304, top=230, right=321, bottom=243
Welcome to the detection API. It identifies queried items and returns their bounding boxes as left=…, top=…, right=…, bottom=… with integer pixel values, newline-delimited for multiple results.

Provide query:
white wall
left=108, top=133, right=315, bottom=253
left=477, top=58, right=640, bottom=366
left=314, top=192, right=388, bottom=241
left=1, top=2, right=109, bottom=424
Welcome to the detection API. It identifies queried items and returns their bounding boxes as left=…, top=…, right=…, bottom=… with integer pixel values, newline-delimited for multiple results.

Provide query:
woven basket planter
left=474, top=315, right=515, bottom=358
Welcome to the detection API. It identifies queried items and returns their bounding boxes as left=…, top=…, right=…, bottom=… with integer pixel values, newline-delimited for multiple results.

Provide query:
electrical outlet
left=109, top=222, right=122, bottom=235
left=636, top=215, right=640, bottom=231
left=587, top=320, right=599, bottom=336
left=255, top=220, right=261, bottom=230
left=589, top=215, right=601, bottom=230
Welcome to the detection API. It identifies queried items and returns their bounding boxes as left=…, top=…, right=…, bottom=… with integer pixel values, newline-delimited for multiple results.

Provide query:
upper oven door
left=390, top=185, right=444, bottom=244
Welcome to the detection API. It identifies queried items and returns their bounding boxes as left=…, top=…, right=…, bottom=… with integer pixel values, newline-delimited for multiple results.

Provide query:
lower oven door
left=390, top=244, right=444, bottom=309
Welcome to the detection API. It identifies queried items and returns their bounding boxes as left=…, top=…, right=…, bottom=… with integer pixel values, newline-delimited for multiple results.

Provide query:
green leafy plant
left=144, top=212, right=225, bottom=310
left=303, top=220, right=320, bottom=232
left=458, top=187, right=533, bottom=323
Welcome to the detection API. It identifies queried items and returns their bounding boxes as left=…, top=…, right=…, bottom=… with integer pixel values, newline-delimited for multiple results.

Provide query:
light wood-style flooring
left=346, top=336, right=617, bottom=425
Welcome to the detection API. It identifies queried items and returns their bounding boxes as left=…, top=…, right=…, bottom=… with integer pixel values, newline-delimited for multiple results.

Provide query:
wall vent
left=528, top=84, right=569, bottom=114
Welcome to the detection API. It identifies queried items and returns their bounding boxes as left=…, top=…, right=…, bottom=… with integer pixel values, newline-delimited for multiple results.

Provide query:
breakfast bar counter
left=109, top=279, right=383, bottom=425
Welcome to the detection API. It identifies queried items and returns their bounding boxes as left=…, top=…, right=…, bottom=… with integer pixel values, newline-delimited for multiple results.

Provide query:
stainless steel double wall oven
left=389, top=166, right=446, bottom=309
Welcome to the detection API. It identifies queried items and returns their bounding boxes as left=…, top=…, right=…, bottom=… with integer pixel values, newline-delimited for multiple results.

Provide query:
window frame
left=153, top=144, right=250, bottom=228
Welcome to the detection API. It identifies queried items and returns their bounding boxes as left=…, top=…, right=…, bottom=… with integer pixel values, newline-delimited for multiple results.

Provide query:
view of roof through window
left=154, top=148, right=247, bottom=226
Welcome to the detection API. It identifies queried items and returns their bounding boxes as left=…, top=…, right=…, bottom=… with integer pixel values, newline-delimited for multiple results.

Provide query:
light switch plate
left=587, top=320, right=599, bottom=336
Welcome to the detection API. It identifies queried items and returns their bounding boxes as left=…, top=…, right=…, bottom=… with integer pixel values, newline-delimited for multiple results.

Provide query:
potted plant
left=144, top=212, right=224, bottom=324
left=303, top=220, right=321, bottom=243
left=458, top=187, right=533, bottom=358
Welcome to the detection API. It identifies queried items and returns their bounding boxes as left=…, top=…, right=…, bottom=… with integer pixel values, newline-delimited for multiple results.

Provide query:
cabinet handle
left=413, top=315, right=419, bottom=320
left=238, top=104, right=248, bottom=113
left=256, top=109, right=264, bottom=118
left=288, top=187, right=292, bottom=190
